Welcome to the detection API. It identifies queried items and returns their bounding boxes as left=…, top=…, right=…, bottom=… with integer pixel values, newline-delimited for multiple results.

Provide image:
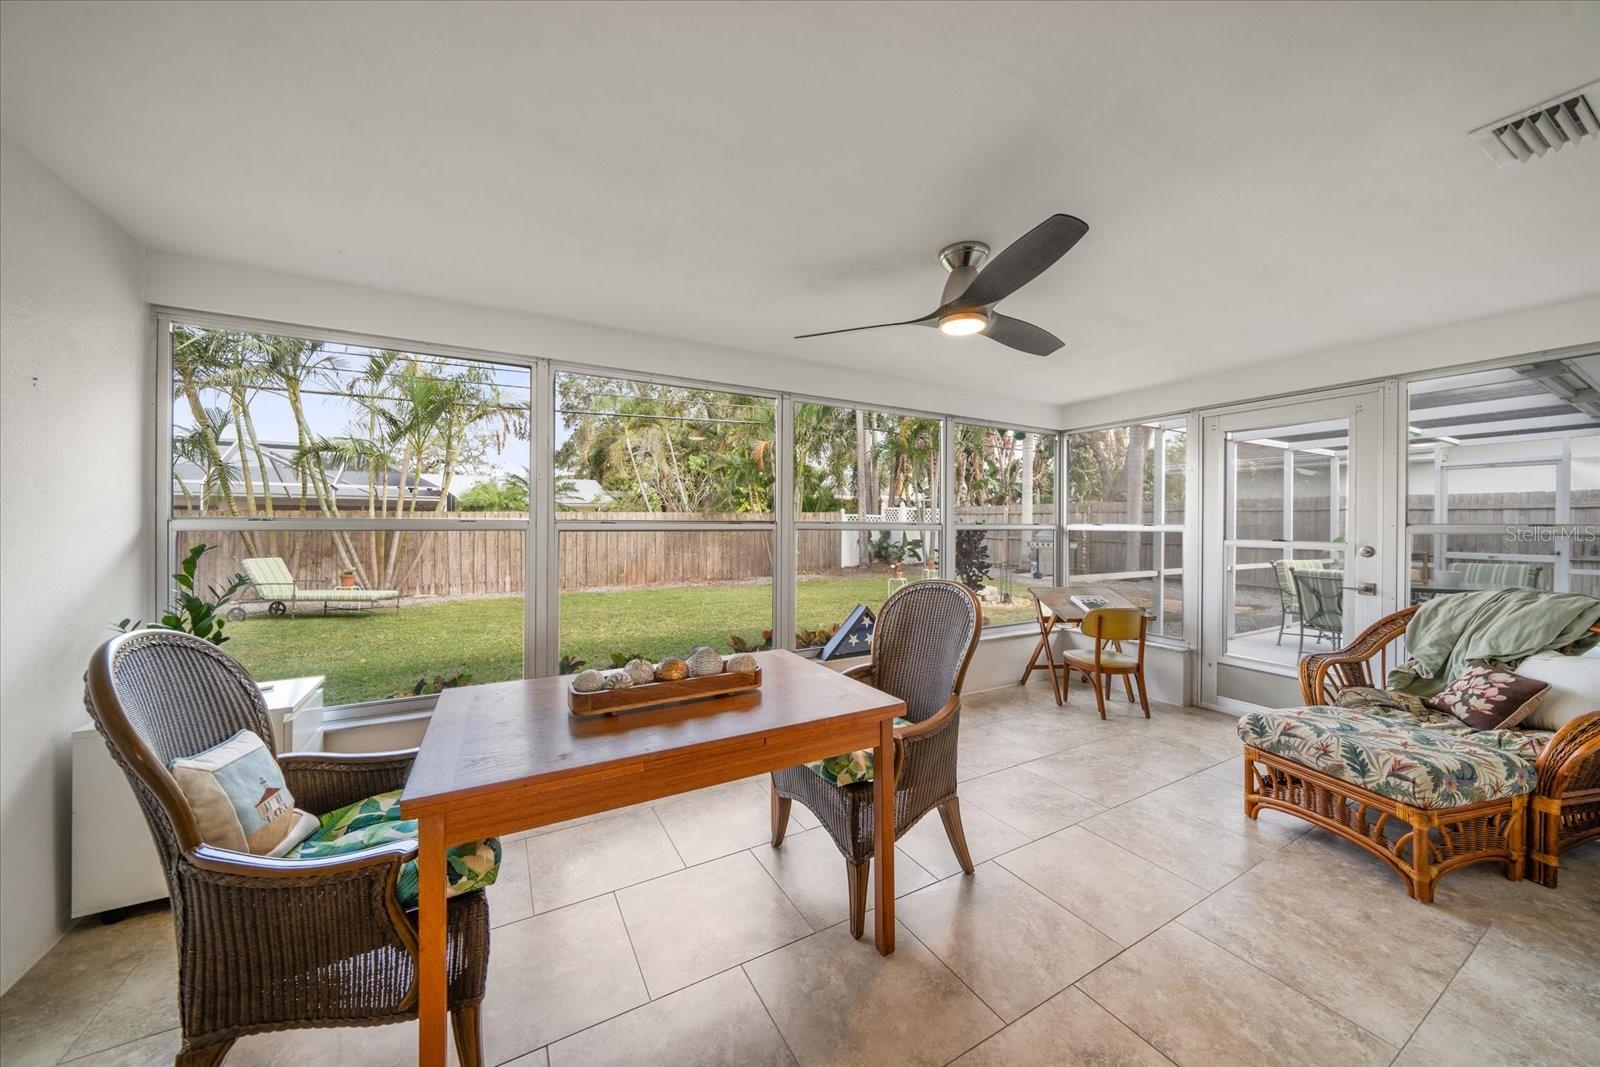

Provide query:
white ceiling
left=3, top=1, right=1597, bottom=404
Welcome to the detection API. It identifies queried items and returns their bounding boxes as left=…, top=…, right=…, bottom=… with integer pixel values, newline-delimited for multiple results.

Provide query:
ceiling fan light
left=938, top=311, right=988, bottom=337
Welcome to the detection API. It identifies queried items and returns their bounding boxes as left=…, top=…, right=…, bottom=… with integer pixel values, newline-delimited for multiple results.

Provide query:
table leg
left=417, top=815, right=448, bottom=1067
left=873, top=715, right=895, bottom=955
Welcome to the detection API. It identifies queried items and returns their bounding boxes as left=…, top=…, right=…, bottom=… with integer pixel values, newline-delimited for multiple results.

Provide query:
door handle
left=1343, top=583, right=1377, bottom=596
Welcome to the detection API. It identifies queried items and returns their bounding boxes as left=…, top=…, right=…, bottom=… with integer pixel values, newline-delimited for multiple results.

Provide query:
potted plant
left=116, top=543, right=248, bottom=646
left=338, top=567, right=358, bottom=588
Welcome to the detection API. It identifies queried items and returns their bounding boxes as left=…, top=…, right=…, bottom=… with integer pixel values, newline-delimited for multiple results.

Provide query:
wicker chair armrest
left=1532, top=711, right=1600, bottom=798
left=891, top=695, right=958, bottom=775
left=1297, top=607, right=1415, bottom=705
left=841, top=662, right=876, bottom=686
left=279, top=749, right=418, bottom=814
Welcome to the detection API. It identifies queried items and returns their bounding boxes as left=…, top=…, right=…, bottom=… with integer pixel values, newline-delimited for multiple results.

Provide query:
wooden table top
left=401, top=649, right=902, bottom=815
left=1032, top=585, right=1141, bottom=619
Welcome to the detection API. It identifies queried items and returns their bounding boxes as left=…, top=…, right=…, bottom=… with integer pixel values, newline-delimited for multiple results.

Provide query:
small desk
left=1021, top=587, right=1143, bottom=705
left=401, top=650, right=905, bottom=1067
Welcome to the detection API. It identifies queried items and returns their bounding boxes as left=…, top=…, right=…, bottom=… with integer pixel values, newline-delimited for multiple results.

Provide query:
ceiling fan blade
left=951, top=214, right=1088, bottom=309
left=985, top=313, right=1064, bottom=357
left=793, top=314, right=936, bottom=340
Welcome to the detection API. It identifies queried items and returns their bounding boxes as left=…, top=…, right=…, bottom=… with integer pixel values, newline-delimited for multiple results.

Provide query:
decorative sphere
left=601, top=668, right=634, bottom=690
left=726, top=653, right=759, bottom=675
left=571, top=669, right=606, bottom=693
left=685, top=645, right=725, bottom=677
left=655, top=657, right=689, bottom=681
left=624, top=658, right=656, bottom=685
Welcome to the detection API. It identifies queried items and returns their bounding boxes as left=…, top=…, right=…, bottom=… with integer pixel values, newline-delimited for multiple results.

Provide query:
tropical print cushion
left=1424, top=663, right=1549, bottom=730
left=805, top=718, right=912, bottom=786
left=289, top=789, right=500, bottom=906
left=1333, top=687, right=1555, bottom=759
left=1237, top=705, right=1537, bottom=808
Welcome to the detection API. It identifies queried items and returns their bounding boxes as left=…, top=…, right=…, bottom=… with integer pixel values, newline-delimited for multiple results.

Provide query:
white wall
left=144, top=252, right=1061, bottom=430
left=1060, top=294, right=1600, bottom=429
left=0, top=134, right=150, bottom=993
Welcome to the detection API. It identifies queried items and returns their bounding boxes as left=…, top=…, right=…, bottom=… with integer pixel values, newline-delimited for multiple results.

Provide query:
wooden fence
left=177, top=492, right=1599, bottom=602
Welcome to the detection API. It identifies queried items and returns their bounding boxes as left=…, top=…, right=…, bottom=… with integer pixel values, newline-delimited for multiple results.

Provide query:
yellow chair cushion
left=1063, top=649, right=1138, bottom=670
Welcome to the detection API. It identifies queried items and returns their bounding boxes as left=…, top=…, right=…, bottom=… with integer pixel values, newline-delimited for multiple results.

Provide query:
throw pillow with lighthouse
left=169, top=730, right=319, bottom=855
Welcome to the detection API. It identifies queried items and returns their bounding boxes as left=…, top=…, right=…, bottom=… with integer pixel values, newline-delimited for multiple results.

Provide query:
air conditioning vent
left=1470, top=81, right=1600, bottom=165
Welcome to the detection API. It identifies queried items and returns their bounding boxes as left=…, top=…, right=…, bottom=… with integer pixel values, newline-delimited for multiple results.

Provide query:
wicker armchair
left=770, top=580, right=981, bottom=939
left=83, top=630, right=489, bottom=1066
left=1300, top=605, right=1600, bottom=889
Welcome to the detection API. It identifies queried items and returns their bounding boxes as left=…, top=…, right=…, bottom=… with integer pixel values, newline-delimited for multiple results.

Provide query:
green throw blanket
left=1389, top=589, right=1600, bottom=696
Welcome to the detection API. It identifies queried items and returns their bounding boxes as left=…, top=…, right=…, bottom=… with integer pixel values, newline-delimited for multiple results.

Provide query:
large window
left=1065, top=418, right=1186, bottom=639
left=164, top=319, right=532, bottom=706
left=1406, top=360, right=1600, bottom=602
left=954, top=424, right=1059, bottom=629
left=793, top=402, right=942, bottom=648
left=555, top=372, right=777, bottom=668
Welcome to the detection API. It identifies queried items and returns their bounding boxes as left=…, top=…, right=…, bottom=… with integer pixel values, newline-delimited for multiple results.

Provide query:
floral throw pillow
left=1423, top=663, right=1551, bottom=731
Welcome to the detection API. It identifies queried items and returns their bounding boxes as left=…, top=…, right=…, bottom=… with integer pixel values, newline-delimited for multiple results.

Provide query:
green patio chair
left=1271, top=558, right=1336, bottom=645
left=240, top=557, right=401, bottom=617
left=1291, top=569, right=1344, bottom=653
left=1446, top=561, right=1540, bottom=590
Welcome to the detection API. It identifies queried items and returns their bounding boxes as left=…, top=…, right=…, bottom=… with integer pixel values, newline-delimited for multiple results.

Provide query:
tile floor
left=5, top=680, right=1598, bottom=1066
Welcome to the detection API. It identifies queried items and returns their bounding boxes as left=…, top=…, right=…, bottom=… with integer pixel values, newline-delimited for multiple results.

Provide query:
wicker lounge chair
left=240, top=556, right=400, bottom=616
left=1281, top=604, right=1600, bottom=894
left=83, top=630, right=489, bottom=1066
left=770, top=579, right=981, bottom=939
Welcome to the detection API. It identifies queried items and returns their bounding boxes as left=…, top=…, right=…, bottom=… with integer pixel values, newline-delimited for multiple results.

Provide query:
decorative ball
left=624, top=658, right=656, bottom=685
left=685, top=645, right=724, bottom=677
left=655, top=657, right=689, bottom=681
left=571, top=669, right=606, bottom=693
left=726, top=653, right=759, bottom=675
left=601, top=668, right=634, bottom=690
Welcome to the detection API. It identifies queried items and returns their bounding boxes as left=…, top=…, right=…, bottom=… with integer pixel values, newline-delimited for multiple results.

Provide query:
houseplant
left=116, top=542, right=249, bottom=646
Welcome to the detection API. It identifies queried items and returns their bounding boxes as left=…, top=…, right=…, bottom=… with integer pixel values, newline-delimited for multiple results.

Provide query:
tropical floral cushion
left=1237, top=705, right=1537, bottom=809
left=1424, top=664, right=1550, bottom=730
left=804, top=718, right=913, bottom=786
left=1334, top=687, right=1555, bottom=759
left=288, top=789, right=500, bottom=907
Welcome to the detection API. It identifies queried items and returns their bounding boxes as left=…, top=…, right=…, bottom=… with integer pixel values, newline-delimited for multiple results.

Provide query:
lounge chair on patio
left=1270, top=558, right=1336, bottom=645
left=240, top=557, right=400, bottom=616
left=1446, top=561, right=1540, bottom=589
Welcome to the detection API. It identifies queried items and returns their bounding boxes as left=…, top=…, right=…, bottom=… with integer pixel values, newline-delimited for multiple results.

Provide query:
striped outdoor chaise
left=241, top=557, right=401, bottom=615
left=1447, top=561, right=1540, bottom=589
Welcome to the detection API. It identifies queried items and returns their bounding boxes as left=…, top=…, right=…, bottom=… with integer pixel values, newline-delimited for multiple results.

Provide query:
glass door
left=1200, top=387, right=1394, bottom=711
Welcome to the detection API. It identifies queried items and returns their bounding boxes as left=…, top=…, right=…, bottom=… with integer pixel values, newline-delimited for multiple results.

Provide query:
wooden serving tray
left=568, top=667, right=762, bottom=717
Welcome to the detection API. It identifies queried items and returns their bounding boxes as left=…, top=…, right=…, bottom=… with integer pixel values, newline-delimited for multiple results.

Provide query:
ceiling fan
left=794, top=213, right=1088, bottom=357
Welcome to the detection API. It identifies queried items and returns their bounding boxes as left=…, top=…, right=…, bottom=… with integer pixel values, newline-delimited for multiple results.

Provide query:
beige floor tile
left=949, top=987, right=1170, bottom=1066
left=504, top=1049, right=550, bottom=1066
left=959, top=765, right=1103, bottom=840
left=896, top=864, right=1119, bottom=1022
left=897, top=799, right=1029, bottom=879
left=225, top=1020, right=439, bottom=1066
left=524, top=808, right=683, bottom=912
left=548, top=968, right=794, bottom=1066
left=653, top=777, right=814, bottom=867
left=1394, top=1005, right=1558, bottom=1067
left=984, top=709, right=1123, bottom=756
left=1200, top=754, right=1246, bottom=783
left=1177, top=837, right=1481, bottom=1046
left=1063, top=735, right=1224, bottom=783
left=57, top=1029, right=182, bottom=1067
left=743, top=921, right=1002, bottom=1066
left=1020, top=749, right=1169, bottom=807
left=1428, top=918, right=1600, bottom=1065
left=955, top=725, right=1049, bottom=782
left=1121, top=708, right=1243, bottom=758
left=996, top=826, right=1206, bottom=946
left=1079, top=924, right=1395, bottom=1067
left=616, top=851, right=812, bottom=998
left=751, top=826, right=935, bottom=931
left=479, top=895, right=649, bottom=1062
left=485, top=836, right=534, bottom=927
left=0, top=908, right=171, bottom=1067
left=1143, top=769, right=1308, bottom=848
left=1080, top=795, right=1278, bottom=890
left=61, top=939, right=179, bottom=1061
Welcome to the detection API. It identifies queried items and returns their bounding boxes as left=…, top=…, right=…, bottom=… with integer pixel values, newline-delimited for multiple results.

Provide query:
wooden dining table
left=399, top=649, right=905, bottom=1067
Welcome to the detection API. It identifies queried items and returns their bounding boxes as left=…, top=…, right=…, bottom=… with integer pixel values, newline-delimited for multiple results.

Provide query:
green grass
left=224, top=577, right=1039, bottom=706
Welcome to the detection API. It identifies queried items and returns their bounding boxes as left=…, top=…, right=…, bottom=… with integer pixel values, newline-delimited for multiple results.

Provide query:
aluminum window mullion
left=555, top=520, right=778, bottom=533
left=775, top=396, right=796, bottom=651
left=940, top=418, right=956, bottom=582
left=532, top=359, right=556, bottom=677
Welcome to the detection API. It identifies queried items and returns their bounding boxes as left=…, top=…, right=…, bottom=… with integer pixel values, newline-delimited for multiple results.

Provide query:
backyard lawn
left=224, top=576, right=1040, bottom=705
